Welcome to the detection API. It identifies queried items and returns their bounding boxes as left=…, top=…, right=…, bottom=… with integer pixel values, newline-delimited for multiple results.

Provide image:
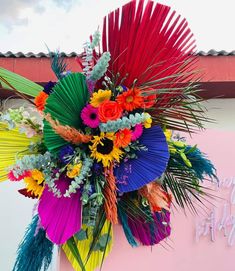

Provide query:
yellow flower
left=24, top=169, right=45, bottom=198
left=67, top=163, right=82, bottom=178
left=90, top=89, right=112, bottom=108
left=164, top=129, right=172, bottom=141
left=31, top=169, right=44, bottom=184
left=144, top=114, right=152, bottom=129
left=89, top=133, right=123, bottom=167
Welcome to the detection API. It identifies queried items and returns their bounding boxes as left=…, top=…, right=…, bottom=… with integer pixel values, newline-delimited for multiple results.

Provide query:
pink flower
left=131, top=124, right=143, bottom=141
left=81, top=104, right=100, bottom=128
left=8, top=170, right=30, bottom=181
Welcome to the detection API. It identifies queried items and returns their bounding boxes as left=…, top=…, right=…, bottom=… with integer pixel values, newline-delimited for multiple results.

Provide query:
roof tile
left=1, top=50, right=235, bottom=58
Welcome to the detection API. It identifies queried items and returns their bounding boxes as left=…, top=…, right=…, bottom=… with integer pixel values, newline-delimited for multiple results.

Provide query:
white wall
left=0, top=99, right=57, bottom=270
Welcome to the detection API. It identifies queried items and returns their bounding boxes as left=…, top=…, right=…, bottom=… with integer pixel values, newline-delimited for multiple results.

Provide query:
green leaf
left=173, top=141, right=186, bottom=148
left=0, top=67, right=43, bottom=97
left=99, top=233, right=112, bottom=248
left=118, top=196, right=154, bottom=223
left=179, top=152, right=192, bottom=167
left=85, top=209, right=106, bottom=263
left=66, top=237, right=86, bottom=271
left=100, top=222, right=112, bottom=269
left=75, top=229, right=88, bottom=241
left=185, top=144, right=198, bottom=154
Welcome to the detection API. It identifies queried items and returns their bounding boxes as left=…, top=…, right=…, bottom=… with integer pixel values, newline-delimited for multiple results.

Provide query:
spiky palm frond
left=162, top=154, right=216, bottom=213
left=151, top=83, right=210, bottom=133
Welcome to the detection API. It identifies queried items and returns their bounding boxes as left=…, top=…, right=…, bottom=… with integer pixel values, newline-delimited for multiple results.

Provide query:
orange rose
left=98, top=100, right=123, bottom=123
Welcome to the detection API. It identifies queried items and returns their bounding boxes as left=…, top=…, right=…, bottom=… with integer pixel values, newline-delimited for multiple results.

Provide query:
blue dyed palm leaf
left=115, top=125, right=169, bottom=192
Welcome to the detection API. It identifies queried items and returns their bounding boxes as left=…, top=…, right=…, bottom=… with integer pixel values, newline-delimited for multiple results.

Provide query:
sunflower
left=24, top=169, right=45, bottom=198
left=90, top=133, right=123, bottom=167
left=90, top=89, right=112, bottom=108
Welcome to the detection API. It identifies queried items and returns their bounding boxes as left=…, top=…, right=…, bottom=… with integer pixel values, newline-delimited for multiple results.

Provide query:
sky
left=0, top=0, right=235, bottom=53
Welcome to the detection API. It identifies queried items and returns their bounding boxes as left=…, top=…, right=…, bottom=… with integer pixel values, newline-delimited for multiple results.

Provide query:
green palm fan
left=0, top=67, right=43, bottom=97
left=43, top=72, right=89, bottom=154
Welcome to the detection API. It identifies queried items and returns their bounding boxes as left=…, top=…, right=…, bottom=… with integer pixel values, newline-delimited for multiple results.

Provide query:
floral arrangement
left=0, top=1, right=217, bottom=271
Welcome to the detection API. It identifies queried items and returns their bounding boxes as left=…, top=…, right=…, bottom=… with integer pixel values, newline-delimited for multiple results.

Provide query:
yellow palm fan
left=62, top=221, right=113, bottom=271
left=0, top=122, right=40, bottom=181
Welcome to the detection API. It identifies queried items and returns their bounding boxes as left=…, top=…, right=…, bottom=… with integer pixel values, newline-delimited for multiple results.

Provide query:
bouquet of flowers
left=0, top=1, right=217, bottom=271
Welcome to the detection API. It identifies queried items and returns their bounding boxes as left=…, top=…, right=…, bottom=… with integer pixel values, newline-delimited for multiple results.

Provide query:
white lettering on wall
left=196, top=177, right=235, bottom=246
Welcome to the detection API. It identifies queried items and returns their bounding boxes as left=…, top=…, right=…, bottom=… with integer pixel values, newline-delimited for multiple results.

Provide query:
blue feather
left=13, top=215, right=54, bottom=271
left=49, top=50, right=67, bottom=80
left=185, top=146, right=217, bottom=181
left=118, top=208, right=138, bottom=247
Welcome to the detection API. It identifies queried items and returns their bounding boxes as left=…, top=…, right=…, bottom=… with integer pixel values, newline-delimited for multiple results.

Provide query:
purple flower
left=59, top=145, right=75, bottom=164
left=93, top=162, right=103, bottom=174
left=43, top=81, right=55, bottom=95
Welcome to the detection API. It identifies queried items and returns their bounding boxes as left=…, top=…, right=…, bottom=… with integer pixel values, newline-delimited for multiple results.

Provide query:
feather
left=115, top=125, right=169, bottom=192
left=49, top=51, right=67, bottom=80
left=118, top=207, right=138, bottom=247
left=139, top=182, right=172, bottom=212
left=103, top=165, right=118, bottom=224
left=185, top=146, right=217, bottom=180
left=13, top=215, right=54, bottom=271
left=38, top=175, right=82, bottom=245
left=43, top=72, right=89, bottom=154
left=44, top=113, right=91, bottom=144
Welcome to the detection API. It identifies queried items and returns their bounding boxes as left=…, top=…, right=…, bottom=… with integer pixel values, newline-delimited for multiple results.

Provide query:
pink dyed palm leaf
left=38, top=175, right=82, bottom=245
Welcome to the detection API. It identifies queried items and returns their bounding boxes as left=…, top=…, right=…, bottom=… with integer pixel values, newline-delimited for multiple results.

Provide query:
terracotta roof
left=0, top=52, right=80, bottom=58
left=1, top=50, right=235, bottom=58
left=197, top=50, right=235, bottom=56
left=1, top=51, right=235, bottom=98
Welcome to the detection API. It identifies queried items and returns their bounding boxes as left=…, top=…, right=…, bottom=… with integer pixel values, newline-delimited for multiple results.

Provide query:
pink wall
left=60, top=129, right=235, bottom=271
